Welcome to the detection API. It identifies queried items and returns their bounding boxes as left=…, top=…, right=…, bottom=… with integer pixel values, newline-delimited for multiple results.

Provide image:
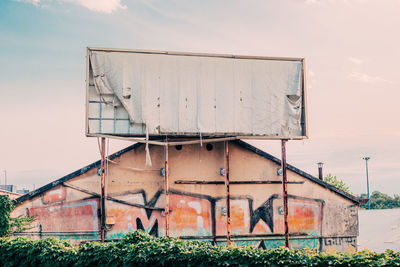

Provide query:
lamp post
left=317, top=162, right=324, bottom=180
left=362, top=157, right=370, bottom=210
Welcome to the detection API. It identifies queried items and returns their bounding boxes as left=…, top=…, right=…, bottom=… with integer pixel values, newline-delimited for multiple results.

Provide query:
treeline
left=359, top=191, right=400, bottom=209
left=323, top=174, right=400, bottom=210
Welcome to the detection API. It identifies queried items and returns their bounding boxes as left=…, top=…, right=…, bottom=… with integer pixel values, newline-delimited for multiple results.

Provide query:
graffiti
left=256, top=238, right=320, bottom=250
left=27, top=186, right=325, bottom=248
left=105, top=190, right=165, bottom=239
left=343, top=205, right=358, bottom=234
left=42, top=186, right=66, bottom=204
left=29, top=198, right=99, bottom=233
left=105, top=189, right=324, bottom=240
left=273, top=197, right=323, bottom=236
left=323, top=237, right=357, bottom=248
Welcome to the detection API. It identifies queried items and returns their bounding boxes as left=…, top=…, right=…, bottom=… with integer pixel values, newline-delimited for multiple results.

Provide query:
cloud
left=348, top=57, right=363, bottom=65
left=348, top=71, right=391, bottom=83
left=65, top=0, right=127, bottom=13
left=15, top=0, right=40, bottom=5
left=16, top=0, right=127, bottom=13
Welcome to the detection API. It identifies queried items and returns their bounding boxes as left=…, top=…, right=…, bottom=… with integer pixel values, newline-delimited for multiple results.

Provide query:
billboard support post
left=281, top=139, right=289, bottom=248
left=164, top=139, right=170, bottom=238
left=225, top=141, right=231, bottom=245
left=100, top=137, right=106, bottom=242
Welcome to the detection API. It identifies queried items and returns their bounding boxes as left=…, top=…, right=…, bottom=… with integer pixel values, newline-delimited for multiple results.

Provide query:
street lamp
left=362, top=157, right=370, bottom=210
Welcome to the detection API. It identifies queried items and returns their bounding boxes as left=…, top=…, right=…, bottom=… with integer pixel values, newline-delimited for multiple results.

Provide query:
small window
left=206, top=144, right=213, bottom=151
left=175, top=145, right=182, bottom=151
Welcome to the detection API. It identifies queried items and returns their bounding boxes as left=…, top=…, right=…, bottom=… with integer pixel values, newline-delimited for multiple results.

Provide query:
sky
left=0, top=0, right=399, bottom=196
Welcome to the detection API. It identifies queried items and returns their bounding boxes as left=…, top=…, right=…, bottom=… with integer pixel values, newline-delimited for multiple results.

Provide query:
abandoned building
left=12, top=140, right=359, bottom=252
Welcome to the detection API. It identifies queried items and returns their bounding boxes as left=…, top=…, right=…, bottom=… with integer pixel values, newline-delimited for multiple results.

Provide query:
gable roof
left=16, top=140, right=359, bottom=204
left=233, top=140, right=360, bottom=204
left=0, top=189, right=21, bottom=198
left=16, top=143, right=141, bottom=203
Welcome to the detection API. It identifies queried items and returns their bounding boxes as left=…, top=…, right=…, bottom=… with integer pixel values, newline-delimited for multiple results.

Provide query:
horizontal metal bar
left=87, top=47, right=304, bottom=61
left=11, top=231, right=100, bottom=234
left=10, top=233, right=100, bottom=237
left=88, top=118, right=130, bottom=121
left=178, top=232, right=308, bottom=240
left=175, top=180, right=304, bottom=185
left=89, top=100, right=113, bottom=104
left=90, top=134, right=166, bottom=146
left=87, top=133, right=307, bottom=141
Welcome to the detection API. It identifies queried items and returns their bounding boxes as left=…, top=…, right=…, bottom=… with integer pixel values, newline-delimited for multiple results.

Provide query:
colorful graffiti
left=29, top=198, right=99, bottom=233
left=106, top=191, right=165, bottom=239
left=42, top=186, right=66, bottom=204
left=27, top=186, right=325, bottom=248
left=105, top=189, right=324, bottom=243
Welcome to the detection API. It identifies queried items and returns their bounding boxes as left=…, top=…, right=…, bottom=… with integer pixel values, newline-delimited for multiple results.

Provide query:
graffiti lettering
left=323, top=237, right=356, bottom=248
left=106, top=190, right=324, bottom=239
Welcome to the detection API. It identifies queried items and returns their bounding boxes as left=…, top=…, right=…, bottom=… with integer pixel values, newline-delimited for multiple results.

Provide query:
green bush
left=0, top=195, right=35, bottom=236
left=0, top=231, right=399, bottom=266
left=0, top=195, right=14, bottom=236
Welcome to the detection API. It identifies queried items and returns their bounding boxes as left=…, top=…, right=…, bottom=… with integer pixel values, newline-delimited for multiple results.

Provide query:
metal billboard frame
left=85, top=47, right=309, bottom=141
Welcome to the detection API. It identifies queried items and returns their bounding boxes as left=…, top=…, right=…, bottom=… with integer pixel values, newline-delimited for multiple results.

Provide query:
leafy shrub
left=0, top=195, right=14, bottom=236
left=0, top=195, right=35, bottom=236
left=0, top=231, right=399, bottom=266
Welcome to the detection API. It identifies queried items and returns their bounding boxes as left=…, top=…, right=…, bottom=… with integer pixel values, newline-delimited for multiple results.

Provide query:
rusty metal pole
left=164, top=140, right=170, bottom=238
left=281, top=139, right=289, bottom=248
left=225, top=141, right=231, bottom=245
left=100, top=137, right=106, bottom=242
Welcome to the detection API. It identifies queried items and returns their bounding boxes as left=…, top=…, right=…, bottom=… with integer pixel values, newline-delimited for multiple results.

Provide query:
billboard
left=86, top=47, right=308, bottom=139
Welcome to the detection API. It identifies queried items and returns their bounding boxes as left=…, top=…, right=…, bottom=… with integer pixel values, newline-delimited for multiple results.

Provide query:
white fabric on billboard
left=88, top=50, right=304, bottom=137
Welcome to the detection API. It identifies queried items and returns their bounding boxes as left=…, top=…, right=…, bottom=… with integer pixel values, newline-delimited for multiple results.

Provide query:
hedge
left=0, top=231, right=399, bottom=266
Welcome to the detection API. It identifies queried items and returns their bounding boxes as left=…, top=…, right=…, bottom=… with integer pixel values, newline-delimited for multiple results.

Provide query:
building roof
left=0, top=188, right=22, bottom=199
left=235, top=140, right=360, bottom=203
left=16, top=140, right=360, bottom=204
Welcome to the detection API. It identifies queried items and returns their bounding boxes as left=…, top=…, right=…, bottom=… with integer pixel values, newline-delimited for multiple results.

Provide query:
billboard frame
left=85, top=47, right=309, bottom=141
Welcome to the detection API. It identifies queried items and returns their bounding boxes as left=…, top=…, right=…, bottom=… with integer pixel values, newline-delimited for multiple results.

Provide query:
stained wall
left=12, top=141, right=358, bottom=251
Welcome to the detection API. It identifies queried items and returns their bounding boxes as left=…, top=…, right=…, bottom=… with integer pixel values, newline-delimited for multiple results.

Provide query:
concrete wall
left=12, top=141, right=358, bottom=251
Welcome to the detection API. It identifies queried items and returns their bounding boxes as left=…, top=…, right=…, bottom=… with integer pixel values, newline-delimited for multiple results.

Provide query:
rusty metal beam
left=225, top=141, right=231, bottom=245
left=100, top=137, right=106, bottom=242
left=164, top=139, right=170, bottom=238
left=281, top=139, right=289, bottom=248
left=174, top=180, right=304, bottom=185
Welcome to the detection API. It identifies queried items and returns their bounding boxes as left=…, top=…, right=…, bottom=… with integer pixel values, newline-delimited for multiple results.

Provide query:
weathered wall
left=0, top=189, right=21, bottom=200
left=12, top=141, right=358, bottom=251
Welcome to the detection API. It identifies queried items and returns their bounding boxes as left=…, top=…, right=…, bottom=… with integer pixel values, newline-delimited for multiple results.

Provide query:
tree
left=359, top=191, right=400, bottom=209
left=323, top=173, right=351, bottom=193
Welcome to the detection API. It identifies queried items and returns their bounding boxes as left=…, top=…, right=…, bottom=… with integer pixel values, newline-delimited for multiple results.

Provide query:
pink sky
left=0, top=0, right=399, bottom=195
